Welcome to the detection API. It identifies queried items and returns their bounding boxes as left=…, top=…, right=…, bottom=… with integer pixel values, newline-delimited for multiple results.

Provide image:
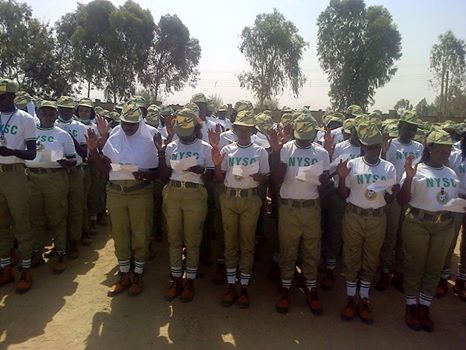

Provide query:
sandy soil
left=1, top=223, right=465, bottom=350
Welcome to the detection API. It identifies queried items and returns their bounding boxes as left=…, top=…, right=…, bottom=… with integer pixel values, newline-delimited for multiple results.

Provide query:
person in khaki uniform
left=322, top=118, right=361, bottom=290
left=398, top=130, right=460, bottom=332
left=211, top=110, right=270, bottom=309
left=162, top=107, right=214, bottom=302
left=269, top=113, right=330, bottom=315
left=377, top=110, right=424, bottom=291
left=337, top=123, right=397, bottom=325
left=27, top=100, right=77, bottom=274
left=56, top=96, right=88, bottom=259
left=0, top=78, right=37, bottom=293
left=87, top=102, right=158, bottom=297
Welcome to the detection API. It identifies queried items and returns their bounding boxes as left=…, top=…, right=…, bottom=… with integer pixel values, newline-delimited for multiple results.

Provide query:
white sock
left=186, top=266, right=197, bottom=280
left=326, top=258, right=337, bottom=270
left=281, top=279, right=292, bottom=289
left=359, top=280, right=371, bottom=299
left=346, top=281, right=357, bottom=297
left=134, top=261, right=145, bottom=275
left=306, top=279, right=317, bottom=292
left=170, top=266, right=182, bottom=278
left=0, top=257, right=11, bottom=268
left=226, top=268, right=236, bottom=284
left=405, top=295, right=417, bottom=306
left=419, top=292, right=433, bottom=306
left=119, top=260, right=130, bottom=273
left=240, top=273, right=251, bottom=286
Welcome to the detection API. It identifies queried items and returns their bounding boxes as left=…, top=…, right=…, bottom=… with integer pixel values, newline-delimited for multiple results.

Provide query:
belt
left=225, top=187, right=259, bottom=198
left=27, top=167, right=66, bottom=174
left=410, top=207, right=452, bottom=223
left=108, top=181, right=152, bottom=193
left=0, top=163, right=24, bottom=172
left=280, top=198, right=319, bottom=208
left=169, top=180, right=203, bottom=189
left=348, top=203, right=384, bottom=217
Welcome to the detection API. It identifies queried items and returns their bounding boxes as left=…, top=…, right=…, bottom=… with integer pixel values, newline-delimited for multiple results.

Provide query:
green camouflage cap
left=293, top=113, right=318, bottom=140
left=130, top=95, right=146, bottom=108
left=39, top=100, right=58, bottom=111
left=457, top=123, right=466, bottom=134
left=0, top=78, right=18, bottom=95
left=414, top=128, right=428, bottom=143
left=77, top=97, right=94, bottom=109
left=280, top=112, right=294, bottom=127
left=323, top=113, right=344, bottom=126
left=281, top=106, right=293, bottom=113
left=184, top=102, right=200, bottom=115
left=114, top=103, right=123, bottom=113
left=109, top=111, right=120, bottom=123
left=190, top=93, right=207, bottom=104
left=346, top=104, right=364, bottom=116
left=57, top=96, right=75, bottom=109
left=255, top=113, right=274, bottom=134
left=372, top=109, right=383, bottom=117
left=120, top=102, right=142, bottom=124
left=357, top=123, right=383, bottom=145
left=146, top=104, right=161, bottom=126
left=382, top=118, right=397, bottom=128
left=160, top=105, right=174, bottom=117
left=206, top=99, right=216, bottom=113
left=442, top=120, right=458, bottom=132
left=14, top=92, right=32, bottom=108
left=385, top=123, right=399, bottom=138
left=426, top=129, right=453, bottom=145
left=174, top=108, right=198, bottom=137
left=233, top=100, right=253, bottom=113
left=343, top=118, right=355, bottom=133
left=94, top=106, right=104, bottom=116
left=234, top=110, right=255, bottom=127
left=367, top=112, right=383, bottom=129
left=399, top=110, right=422, bottom=126
left=217, top=105, right=228, bottom=112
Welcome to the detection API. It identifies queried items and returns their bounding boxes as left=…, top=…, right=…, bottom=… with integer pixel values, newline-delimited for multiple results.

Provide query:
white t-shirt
left=219, top=130, right=258, bottom=150
left=0, top=109, right=37, bottom=164
left=316, top=127, right=345, bottom=146
left=26, top=126, right=76, bottom=168
left=453, top=140, right=461, bottom=151
left=221, top=142, right=270, bottom=189
left=280, top=140, right=330, bottom=200
left=217, top=118, right=232, bottom=131
left=345, top=157, right=396, bottom=209
left=56, top=117, right=87, bottom=165
left=449, top=150, right=466, bottom=195
left=386, top=139, right=423, bottom=183
left=165, top=138, right=214, bottom=185
left=331, top=140, right=362, bottom=187
left=400, top=163, right=459, bottom=212
left=200, top=119, right=218, bottom=143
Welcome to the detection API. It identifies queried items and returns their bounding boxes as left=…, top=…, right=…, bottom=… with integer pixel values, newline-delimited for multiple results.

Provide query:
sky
left=24, top=0, right=466, bottom=111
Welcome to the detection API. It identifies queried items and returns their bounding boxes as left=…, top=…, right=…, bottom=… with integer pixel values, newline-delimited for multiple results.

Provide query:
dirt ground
left=1, top=222, right=466, bottom=350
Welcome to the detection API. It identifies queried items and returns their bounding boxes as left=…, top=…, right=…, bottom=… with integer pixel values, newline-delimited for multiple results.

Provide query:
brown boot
left=31, top=251, right=45, bottom=267
left=164, top=277, right=183, bottom=301
left=435, top=278, right=449, bottom=298
left=340, top=297, right=356, bottom=321
left=392, top=272, right=404, bottom=292
left=128, top=272, right=143, bottom=297
left=321, top=269, right=334, bottom=291
left=52, top=254, right=67, bottom=274
left=375, top=272, right=392, bottom=291
left=453, top=277, right=465, bottom=294
left=275, top=288, right=290, bottom=314
left=357, top=297, right=374, bottom=324
left=238, top=286, right=250, bottom=309
left=212, top=263, right=226, bottom=285
left=418, top=305, right=434, bottom=332
left=0, top=265, right=15, bottom=287
left=405, top=304, right=421, bottom=331
left=16, top=268, right=33, bottom=294
left=180, top=279, right=195, bottom=302
left=81, top=231, right=92, bottom=246
left=108, top=272, right=131, bottom=296
left=222, top=284, right=238, bottom=307
left=306, top=288, right=323, bottom=315
left=67, top=240, right=79, bottom=260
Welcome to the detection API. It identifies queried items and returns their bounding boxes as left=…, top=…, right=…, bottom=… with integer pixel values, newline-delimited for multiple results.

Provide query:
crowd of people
left=0, top=77, right=465, bottom=333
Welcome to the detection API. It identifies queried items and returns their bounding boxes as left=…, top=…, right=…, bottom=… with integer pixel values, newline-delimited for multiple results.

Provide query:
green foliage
left=317, top=0, right=402, bottom=110
left=238, top=9, right=307, bottom=109
left=415, top=98, right=437, bottom=117
left=208, top=94, right=223, bottom=109
left=393, top=98, right=412, bottom=111
left=140, top=14, right=201, bottom=101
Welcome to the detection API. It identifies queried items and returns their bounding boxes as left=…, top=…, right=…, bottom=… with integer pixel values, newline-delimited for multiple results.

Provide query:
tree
left=415, top=98, right=437, bottom=117
left=430, top=30, right=466, bottom=119
left=393, top=98, right=412, bottom=111
left=317, top=0, right=402, bottom=110
left=209, top=94, right=223, bottom=109
left=238, top=9, right=307, bottom=109
left=140, top=14, right=201, bottom=101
